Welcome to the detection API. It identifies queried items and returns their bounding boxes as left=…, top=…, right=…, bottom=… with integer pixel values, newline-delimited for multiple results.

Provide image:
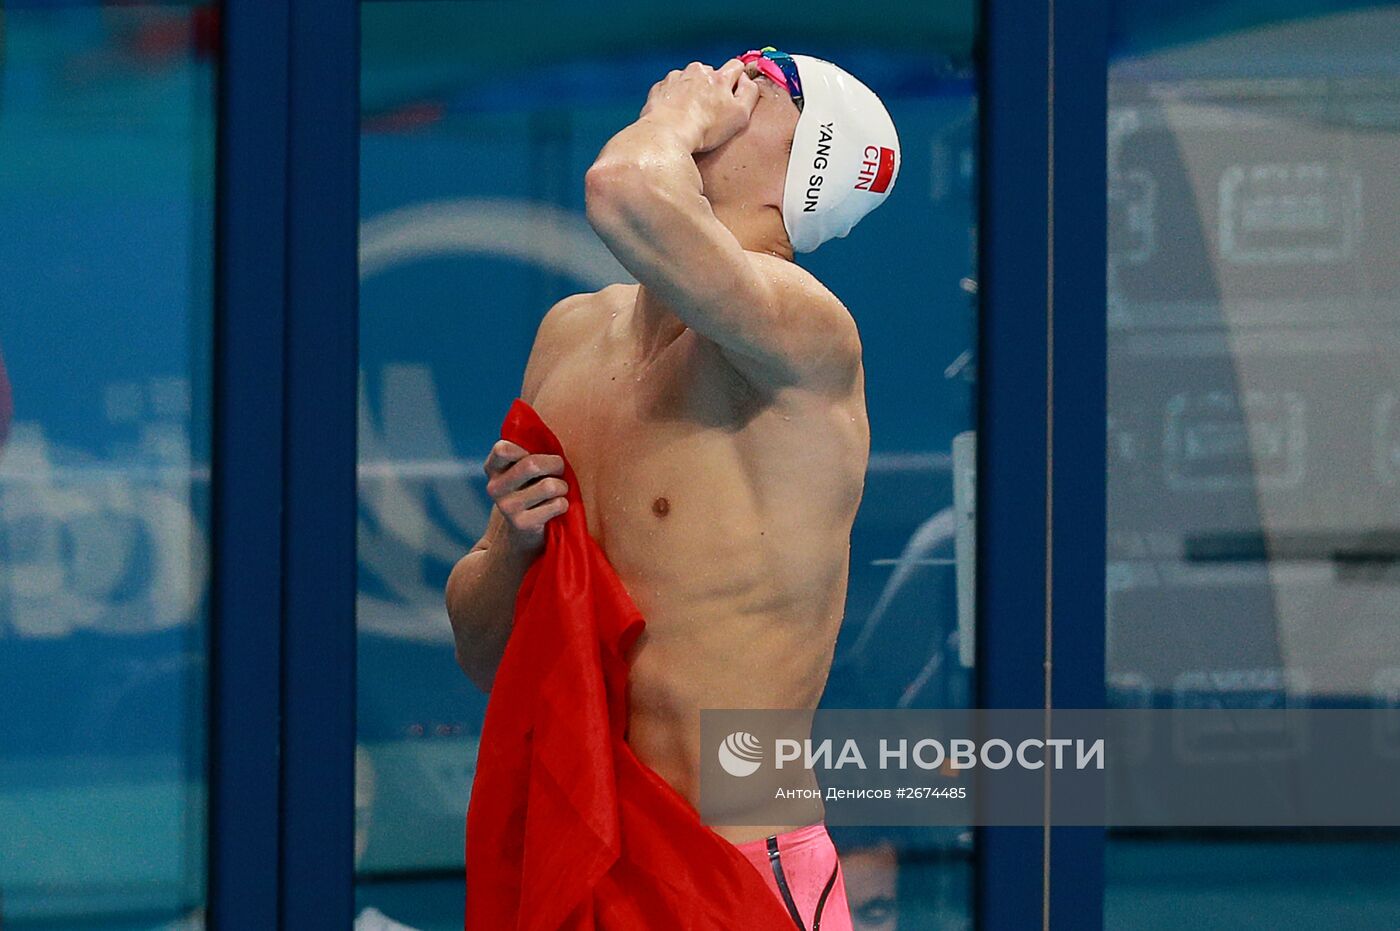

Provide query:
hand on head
left=639, top=59, right=758, bottom=152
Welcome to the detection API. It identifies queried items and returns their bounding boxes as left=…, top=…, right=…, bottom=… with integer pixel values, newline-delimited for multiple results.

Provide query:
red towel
left=465, top=399, right=796, bottom=930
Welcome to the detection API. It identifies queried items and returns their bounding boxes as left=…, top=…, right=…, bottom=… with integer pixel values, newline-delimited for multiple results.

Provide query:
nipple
left=651, top=496, right=671, bottom=517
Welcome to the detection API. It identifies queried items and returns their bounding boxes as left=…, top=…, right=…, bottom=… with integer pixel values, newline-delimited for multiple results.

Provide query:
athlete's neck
left=629, top=287, right=689, bottom=362
left=710, top=201, right=794, bottom=262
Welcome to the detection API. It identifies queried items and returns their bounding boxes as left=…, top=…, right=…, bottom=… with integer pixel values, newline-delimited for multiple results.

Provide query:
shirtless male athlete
left=446, top=48, right=899, bottom=928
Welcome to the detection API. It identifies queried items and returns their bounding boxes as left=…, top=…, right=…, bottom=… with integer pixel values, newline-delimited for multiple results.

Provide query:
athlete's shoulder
left=745, top=251, right=861, bottom=362
left=716, top=251, right=862, bottom=396
left=537, top=283, right=633, bottom=341
left=746, top=249, right=849, bottom=312
left=522, top=285, right=633, bottom=402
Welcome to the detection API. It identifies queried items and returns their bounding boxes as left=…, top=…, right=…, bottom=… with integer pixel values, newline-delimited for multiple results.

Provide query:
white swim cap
left=781, top=54, right=901, bottom=253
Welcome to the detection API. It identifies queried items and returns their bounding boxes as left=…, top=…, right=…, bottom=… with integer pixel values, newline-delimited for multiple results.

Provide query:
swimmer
left=447, top=47, right=899, bottom=930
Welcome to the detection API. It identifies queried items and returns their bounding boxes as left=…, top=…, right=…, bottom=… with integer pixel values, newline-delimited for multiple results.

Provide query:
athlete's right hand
left=640, top=59, right=759, bottom=152
left=483, top=440, right=569, bottom=556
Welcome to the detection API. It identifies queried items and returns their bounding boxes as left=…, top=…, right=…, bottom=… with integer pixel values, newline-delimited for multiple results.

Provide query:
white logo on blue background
left=718, top=731, right=764, bottom=777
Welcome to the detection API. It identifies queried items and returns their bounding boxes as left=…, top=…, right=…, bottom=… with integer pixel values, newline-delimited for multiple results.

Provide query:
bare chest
left=530, top=327, right=761, bottom=544
left=527, top=311, right=867, bottom=616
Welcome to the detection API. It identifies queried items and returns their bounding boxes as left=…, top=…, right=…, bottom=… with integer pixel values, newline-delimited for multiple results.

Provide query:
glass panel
left=357, top=3, right=978, bottom=927
left=0, top=4, right=216, bottom=929
left=1106, top=4, right=1400, bottom=927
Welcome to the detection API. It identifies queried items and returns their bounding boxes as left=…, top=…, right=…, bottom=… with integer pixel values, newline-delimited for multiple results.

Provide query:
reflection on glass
left=0, top=4, right=215, bottom=929
left=357, top=3, right=977, bottom=927
left=1106, top=4, right=1400, bottom=927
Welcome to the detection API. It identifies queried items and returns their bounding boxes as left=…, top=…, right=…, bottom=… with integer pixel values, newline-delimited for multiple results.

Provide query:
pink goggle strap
left=739, top=50, right=789, bottom=90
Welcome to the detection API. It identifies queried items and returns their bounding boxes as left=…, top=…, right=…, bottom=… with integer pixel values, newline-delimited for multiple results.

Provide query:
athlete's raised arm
left=584, top=58, right=858, bottom=393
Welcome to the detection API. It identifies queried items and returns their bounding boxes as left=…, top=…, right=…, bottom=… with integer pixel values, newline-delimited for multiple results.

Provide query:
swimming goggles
left=738, top=47, right=804, bottom=112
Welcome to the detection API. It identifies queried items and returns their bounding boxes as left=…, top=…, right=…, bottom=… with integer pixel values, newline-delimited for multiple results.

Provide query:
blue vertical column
left=210, top=3, right=289, bottom=928
left=211, top=1, right=359, bottom=927
left=977, top=0, right=1108, bottom=927
left=1048, top=0, right=1109, bottom=926
left=976, top=0, right=1051, bottom=926
left=280, top=0, right=361, bottom=927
